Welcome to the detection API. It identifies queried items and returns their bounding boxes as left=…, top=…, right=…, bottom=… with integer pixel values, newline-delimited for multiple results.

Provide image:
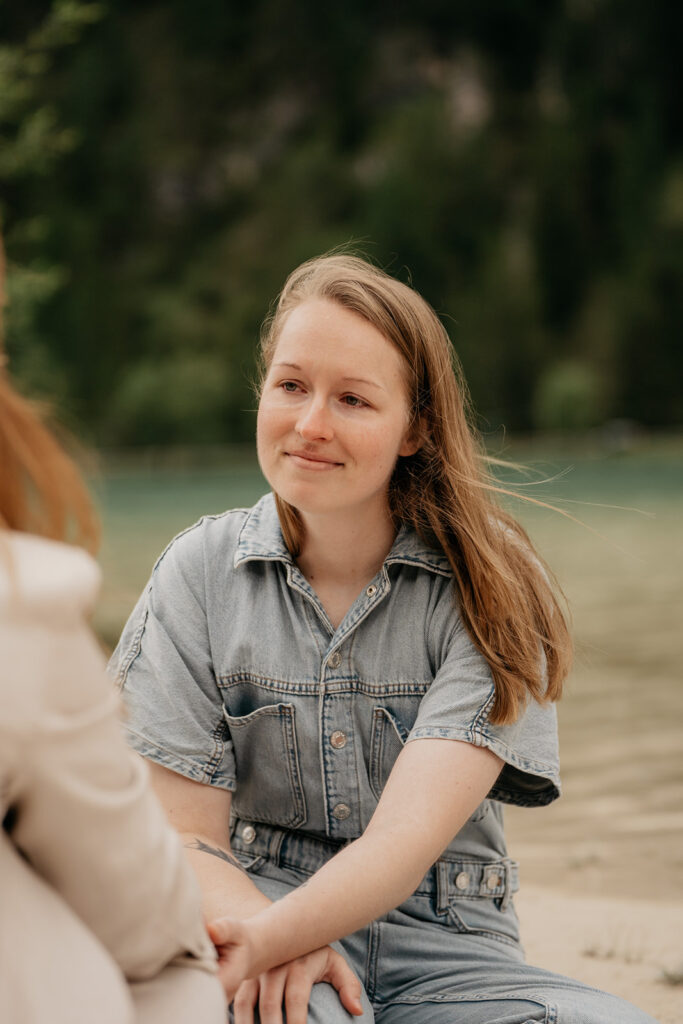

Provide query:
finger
left=324, top=959, right=364, bottom=1017
left=207, top=915, right=240, bottom=947
left=283, top=965, right=315, bottom=1024
left=214, top=945, right=251, bottom=1000
left=232, top=978, right=258, bottom=1024
left=257, top=967, right=287, bottom=1024
left=206, top=918, right=225, bottom=943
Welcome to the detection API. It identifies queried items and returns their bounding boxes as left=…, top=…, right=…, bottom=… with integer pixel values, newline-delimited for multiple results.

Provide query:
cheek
left=256, top=401, right=280, bottom=467
left=359, top=424, right=408, bottom=473
left=257, top=396, right=283, bottom=438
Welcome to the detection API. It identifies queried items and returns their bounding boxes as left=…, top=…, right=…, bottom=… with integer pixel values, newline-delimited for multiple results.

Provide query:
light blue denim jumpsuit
left=110, top=493, right=657, bottom=1024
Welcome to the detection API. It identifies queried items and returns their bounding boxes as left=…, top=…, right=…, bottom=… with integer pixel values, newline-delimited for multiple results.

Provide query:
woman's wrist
left=243, top=906, right=285, bottom=976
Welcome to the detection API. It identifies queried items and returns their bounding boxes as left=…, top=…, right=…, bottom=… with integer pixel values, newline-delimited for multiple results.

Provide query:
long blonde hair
left=260, top=253, right=572, bottom=725
left=0, top=234, right=99, bottom=553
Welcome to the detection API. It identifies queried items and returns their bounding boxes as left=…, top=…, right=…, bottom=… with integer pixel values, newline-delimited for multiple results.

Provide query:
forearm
left=180, top=831, right=273, bottom=921
left=216, top=739, right=504, bottom=978
left=241, top=823, right=421, bottom=974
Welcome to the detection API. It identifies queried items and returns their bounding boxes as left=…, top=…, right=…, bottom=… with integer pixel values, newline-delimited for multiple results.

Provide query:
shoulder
left=149, top=493, right=282, bottom=583
left=0, top=531, right=100, bottom=624
left=0, top=533, right=112, bottom=744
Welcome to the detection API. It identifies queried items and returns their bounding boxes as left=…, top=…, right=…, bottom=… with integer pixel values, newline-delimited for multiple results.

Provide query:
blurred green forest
left=2, top=0, right=682, bottom=445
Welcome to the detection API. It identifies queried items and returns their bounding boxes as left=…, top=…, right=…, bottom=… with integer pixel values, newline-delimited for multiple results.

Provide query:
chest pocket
left=223, top=703, right=307, bottom=828
left=368, top=705, right=490, bottom=822
left=368, top=707, right=409, bottom=801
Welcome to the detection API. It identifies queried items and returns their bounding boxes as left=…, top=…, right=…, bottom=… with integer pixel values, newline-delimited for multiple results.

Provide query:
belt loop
left=269, top=825, right=284, bottom=865
left=435, top=860, right=450, bottom=915
left=500, top=858, right=512, bottom=911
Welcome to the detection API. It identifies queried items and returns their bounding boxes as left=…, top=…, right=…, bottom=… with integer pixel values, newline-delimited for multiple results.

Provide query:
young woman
left=111, top=253, right=658, bottom=1024
left=0, top=236, right=226, bottom=1024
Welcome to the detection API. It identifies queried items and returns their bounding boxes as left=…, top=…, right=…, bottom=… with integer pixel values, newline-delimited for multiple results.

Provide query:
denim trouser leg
left=244, top=849, right=658, bottom=1024
left=350, top=899, right=658, bottom=1024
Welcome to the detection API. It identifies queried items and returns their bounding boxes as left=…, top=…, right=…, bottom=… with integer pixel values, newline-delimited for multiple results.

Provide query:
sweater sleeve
left=1, top=582, right=217, bottom=981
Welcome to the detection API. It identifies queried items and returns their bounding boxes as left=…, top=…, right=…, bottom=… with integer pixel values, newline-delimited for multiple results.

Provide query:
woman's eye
left=342, top=394, right=366, bottom=408
left=281, top=381, right=301, bottom=393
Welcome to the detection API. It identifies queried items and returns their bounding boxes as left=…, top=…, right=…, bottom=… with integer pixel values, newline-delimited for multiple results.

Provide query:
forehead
left=272, top=298, right=408, bottom=383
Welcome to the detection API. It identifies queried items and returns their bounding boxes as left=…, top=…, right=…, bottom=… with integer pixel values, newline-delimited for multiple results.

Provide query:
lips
left=285, top=450, right=343, bottom=467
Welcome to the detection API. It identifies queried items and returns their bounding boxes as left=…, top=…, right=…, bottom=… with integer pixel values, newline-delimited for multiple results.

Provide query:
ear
left=398, top=416, right=426, bottom=458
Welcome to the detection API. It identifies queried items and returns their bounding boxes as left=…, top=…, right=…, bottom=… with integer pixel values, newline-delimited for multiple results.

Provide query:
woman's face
left=257, top=298, right=418, bottom=525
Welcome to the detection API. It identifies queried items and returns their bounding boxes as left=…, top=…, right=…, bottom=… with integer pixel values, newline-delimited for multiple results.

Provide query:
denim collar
left=234, top=492, right=452, bottom=578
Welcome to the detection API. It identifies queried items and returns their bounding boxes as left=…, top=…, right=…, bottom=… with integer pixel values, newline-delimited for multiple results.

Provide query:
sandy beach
left=502, top=482, right=683, bottom=1023
left=516, top=886, right=682, bottom=1023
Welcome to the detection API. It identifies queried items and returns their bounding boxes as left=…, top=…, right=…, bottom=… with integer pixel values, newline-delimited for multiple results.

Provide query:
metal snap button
left=366, top=584, right=377, bottom=597
left=332, top=803, right=351, bottom=820
left=242, top=825, right=256, bottom=845
left=455, top=871, right=470, bottom=890
left=486, top=873, right=501, bottom=890
left=328, top=651, right=342, bottom=668
left=330, top=730, right=347, bottom=749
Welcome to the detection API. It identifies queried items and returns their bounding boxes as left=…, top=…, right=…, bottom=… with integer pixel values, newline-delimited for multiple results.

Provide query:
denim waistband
left=231, top=817, right=519, bottom=911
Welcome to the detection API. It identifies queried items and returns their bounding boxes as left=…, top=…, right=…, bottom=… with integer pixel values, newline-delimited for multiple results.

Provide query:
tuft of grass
left=581, top=942, right=642, bottom=965
left=659, top=965, right=683, bottom=987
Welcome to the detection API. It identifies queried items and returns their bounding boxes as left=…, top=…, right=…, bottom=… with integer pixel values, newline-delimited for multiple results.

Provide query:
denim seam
left=383, top=554, right=452, bottom=577
left=114, top=606, right=149, bottom=689
left=302, top=597, right=327, bottom=659
left=369, top=707, right=409, bottom=802
left=124, top=730, right=236, bottom=790
left=205, top=713, right=230, bottom=783
left=445, top=907, right=521, bottom=949
left=281, top=705, right=307, bottom=828
left=365, top=920, right=380, bottom=1004
left=376, top=992, right=553, bottom=1008
left=525, top=995, right=558, bottom=1023
left=218, top=673, right=431, bottom=697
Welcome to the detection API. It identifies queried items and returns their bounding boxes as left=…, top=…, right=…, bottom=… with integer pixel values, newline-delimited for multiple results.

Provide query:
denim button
left=455, top=871, right=470, bottom=890
left=486, top=873, right=501, bottom=889
left=366, top=584, right=377, bottom=597
left=242, top=825, right=256, bottom=844
left=328, top=651, right=342, bottom=668
left=332, top=803, right=351, bottom=820
left=330, top=730, right=347, bottom=749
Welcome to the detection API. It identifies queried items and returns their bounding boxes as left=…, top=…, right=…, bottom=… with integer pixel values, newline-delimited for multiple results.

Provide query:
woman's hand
left=208, top=917, right=363, bottom=1023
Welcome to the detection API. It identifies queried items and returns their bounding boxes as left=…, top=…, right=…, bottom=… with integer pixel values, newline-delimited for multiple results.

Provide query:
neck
left=296, top=507, right=396, bottom=590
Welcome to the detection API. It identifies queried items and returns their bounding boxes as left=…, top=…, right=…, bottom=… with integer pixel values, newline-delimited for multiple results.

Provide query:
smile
left=285, top=451, right=343, bottom=470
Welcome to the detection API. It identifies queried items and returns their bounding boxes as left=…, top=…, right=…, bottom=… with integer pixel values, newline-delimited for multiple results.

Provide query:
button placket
left=320, top=691, right=357, bottom=838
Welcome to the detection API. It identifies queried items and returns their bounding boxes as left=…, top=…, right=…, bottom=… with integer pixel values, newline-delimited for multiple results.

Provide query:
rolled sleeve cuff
left=406, top=724, right=561, bottom=807
left=125, top=729, right=237, bottom=792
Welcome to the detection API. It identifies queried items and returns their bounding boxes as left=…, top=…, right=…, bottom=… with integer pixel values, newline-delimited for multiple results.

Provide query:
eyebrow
left=272, top=362, right=386, bottom=392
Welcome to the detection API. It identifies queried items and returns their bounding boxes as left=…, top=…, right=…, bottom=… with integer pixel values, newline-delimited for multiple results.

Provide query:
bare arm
left=147, top=761, right=364, bottom=1021
left=210, top=738, right=503, bottom=981
left=146, top=760, right=272, bottom=921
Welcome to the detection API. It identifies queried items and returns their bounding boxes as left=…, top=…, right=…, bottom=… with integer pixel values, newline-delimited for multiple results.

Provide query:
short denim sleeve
left=108, top=520, right=236, bottom=791
left=407, top=600, right=560, bottom=807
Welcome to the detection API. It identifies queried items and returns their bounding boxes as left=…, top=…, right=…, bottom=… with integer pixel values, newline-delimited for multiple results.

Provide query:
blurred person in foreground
left=0, top=235, right=226, bottom=1024
left=111, top=252, right=659, bottom=1024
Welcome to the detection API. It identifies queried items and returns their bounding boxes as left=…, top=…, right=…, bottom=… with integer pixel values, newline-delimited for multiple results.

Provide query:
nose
left=296, top=397, right=334, bottom=441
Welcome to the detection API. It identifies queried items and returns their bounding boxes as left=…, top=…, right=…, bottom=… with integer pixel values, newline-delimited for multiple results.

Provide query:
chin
left=275, top=485, right=342, bottom=517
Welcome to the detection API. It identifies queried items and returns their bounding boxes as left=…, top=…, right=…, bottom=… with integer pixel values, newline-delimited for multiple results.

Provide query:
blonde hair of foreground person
left=0, top=235, right=225, bottom=1024
left=261, top=254, right=572, bottom=725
